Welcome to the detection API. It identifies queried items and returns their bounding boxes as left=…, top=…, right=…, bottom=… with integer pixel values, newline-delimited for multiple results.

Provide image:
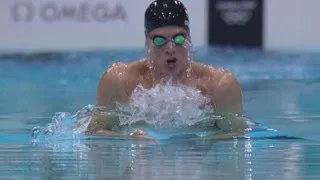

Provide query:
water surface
left=0, top=47, right=320, bottom=179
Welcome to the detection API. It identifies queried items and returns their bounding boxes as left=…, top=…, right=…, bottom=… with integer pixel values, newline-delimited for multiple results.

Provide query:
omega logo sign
left=11, top=1, right=128, bottom=23
left=215, top=0, right=257, bottom=26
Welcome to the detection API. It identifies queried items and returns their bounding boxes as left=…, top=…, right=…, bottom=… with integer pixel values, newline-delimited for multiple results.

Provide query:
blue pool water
left=1, top=46, right=320, bottom=179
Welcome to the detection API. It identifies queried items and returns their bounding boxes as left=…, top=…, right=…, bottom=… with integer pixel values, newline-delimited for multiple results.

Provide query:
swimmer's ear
left=145, top=36, right=151, bottom=47
left=145, top=39, right=153, bottom=51
left=186, top=33, right=192, bottom=43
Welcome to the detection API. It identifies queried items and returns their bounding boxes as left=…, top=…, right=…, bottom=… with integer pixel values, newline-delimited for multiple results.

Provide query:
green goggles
left=152, top=34, right=186, bottom=46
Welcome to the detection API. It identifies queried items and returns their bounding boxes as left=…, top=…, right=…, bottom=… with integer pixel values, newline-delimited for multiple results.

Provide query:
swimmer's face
left=146, top=26, right=191, bottom=77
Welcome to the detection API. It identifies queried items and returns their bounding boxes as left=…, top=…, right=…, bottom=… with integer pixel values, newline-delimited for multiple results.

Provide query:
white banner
left=265, top=0, right=320, bottom=52
left=0, top=0, right=207, bottom=53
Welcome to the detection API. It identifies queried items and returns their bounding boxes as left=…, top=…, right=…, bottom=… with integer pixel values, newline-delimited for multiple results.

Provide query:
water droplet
left=31, top=127, right=41, bottom=139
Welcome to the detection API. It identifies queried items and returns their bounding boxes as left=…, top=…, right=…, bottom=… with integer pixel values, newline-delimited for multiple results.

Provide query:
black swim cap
left=144, top=0, right=190, bottom=36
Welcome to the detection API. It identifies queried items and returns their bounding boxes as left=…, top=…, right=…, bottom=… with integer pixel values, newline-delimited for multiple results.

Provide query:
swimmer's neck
left=147, top=66, right=191, bottom=85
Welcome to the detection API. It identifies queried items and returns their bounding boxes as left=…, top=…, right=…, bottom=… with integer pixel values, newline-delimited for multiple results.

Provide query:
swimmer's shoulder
left=126, top=58, right=150, bottom=76
left=99, top=59, right=147, bottom=85
left=191, top=61, right=243, bottom=115
left=101, top=59, right=143, bottom=79
left=99, top=61, right=136, bottom=90
left=191, top=61, right=232, bottom=83
left=102, top=62, right=128, bottom=77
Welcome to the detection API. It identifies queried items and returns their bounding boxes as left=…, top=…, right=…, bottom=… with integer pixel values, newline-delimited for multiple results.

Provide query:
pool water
left=1, top=46, right=320, bottom=179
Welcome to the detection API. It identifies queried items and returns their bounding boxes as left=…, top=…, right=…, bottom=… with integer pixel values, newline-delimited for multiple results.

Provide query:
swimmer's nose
left=165, top=41, right=176, bottom=55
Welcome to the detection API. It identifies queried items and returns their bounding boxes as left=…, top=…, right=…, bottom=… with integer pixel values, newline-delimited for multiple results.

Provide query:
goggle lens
left=152, top=34, right=186, bottom=46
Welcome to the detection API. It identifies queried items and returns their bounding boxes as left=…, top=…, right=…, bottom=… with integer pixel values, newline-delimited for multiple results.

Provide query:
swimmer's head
left=144, top=0, right=192, bottom=78
left=144, top=0, right=190, bottom=36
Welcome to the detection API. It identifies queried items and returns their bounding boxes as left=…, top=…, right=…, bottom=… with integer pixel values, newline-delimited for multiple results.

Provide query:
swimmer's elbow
left=86, top=123, right=112, bottom=135
left=85, top=119, right=102, bottom=134
left=86, top=113, right=120, bottom=134
left=86, top=129, right=122, bottom=136
left=85, top=118, right=122, bottom=137
left=215, top=117, right=249, bottom=133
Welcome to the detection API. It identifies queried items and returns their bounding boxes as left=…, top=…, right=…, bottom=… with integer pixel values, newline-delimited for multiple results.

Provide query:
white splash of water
left=31, top=83, right=220, bottom=141
left=31, top=105, right=94, bottom=143
left=116, top=83, right=216, bottom=129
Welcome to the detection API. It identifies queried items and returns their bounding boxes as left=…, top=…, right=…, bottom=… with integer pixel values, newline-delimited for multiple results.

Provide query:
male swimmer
left=86, top=0, right=249, bottom=139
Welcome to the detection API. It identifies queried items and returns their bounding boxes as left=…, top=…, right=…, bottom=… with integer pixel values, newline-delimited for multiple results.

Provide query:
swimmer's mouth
left=166, top=58, right=177, bottom=64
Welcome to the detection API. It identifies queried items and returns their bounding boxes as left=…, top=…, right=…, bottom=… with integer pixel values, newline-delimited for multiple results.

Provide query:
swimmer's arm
left=86, top=63, right=127, bottom=135
left=207, top=72, right=249, bottom=139
left=96, top=63, right=129, bottom=106
left=86, top=63, right=153, bottom=139
left=86, top=112, right=153, bottom=140
left=85, top=111, right=121, bottom=135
